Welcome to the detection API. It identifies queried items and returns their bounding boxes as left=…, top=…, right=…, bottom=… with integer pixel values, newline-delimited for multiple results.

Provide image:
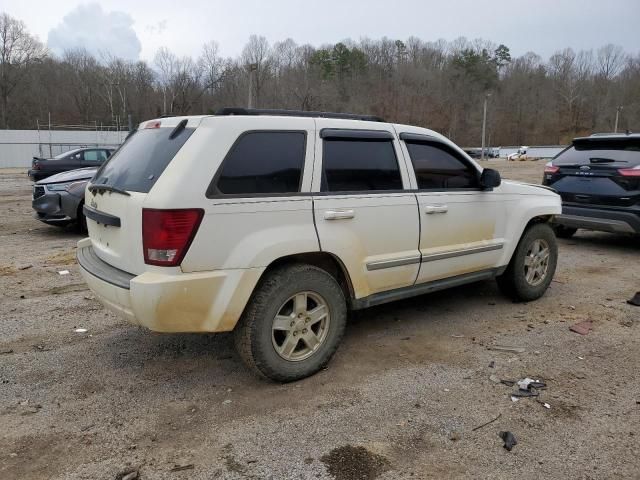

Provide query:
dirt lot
left=1, top=161, right=639, bottom=480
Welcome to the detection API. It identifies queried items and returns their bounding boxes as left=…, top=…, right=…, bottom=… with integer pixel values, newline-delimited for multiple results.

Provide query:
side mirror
left=480, top=168, right=501, bottom=189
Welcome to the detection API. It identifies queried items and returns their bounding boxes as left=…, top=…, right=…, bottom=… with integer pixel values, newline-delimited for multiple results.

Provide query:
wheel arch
left=260, top=252, right=356, bottom=308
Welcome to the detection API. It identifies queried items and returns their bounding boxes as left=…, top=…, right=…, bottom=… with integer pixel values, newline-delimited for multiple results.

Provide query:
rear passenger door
left=312, top=121, right=420, bottom=298
left=399, top=134, right=507, bottom=284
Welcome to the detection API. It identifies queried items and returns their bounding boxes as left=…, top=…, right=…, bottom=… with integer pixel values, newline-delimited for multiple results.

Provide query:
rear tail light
left=544, top=163, right=559, bottom=174
left=142, top=208, right=204, bottom=266
left=32, top=163, right=40, bottom=170
left=618, top=166, right=640, bottom=177
left=144, top=120, right=161, bottom=129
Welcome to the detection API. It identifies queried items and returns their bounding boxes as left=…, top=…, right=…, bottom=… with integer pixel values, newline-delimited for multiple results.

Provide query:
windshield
left=92, top=127, right=195, bottom=193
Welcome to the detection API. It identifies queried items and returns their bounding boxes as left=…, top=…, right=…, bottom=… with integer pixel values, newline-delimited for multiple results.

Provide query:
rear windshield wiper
left=88, top=184, right=131, bottom=196
left=590, top=157, right=625, bottom=163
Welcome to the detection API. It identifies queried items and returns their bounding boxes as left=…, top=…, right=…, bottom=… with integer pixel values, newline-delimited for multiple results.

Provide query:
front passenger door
left=401, top=138, right=507, bottom=284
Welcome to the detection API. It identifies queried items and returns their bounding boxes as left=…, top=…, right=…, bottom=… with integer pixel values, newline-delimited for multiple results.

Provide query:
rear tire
left=234, top=264, right=347, bottom=382
left=497, top=223, right=558, bottom=302
left=553, top=225, right=577, bottom=239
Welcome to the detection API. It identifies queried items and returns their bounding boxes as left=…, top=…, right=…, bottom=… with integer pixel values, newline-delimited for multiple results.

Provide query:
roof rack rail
left=214, top=107, right=385, bottom=123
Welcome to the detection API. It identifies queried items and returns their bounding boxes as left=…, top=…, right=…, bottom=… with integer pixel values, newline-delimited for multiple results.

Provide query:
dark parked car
left=28, top=147, right=114, bottom=182
left=543, top=133, right=640, bottom=237
left=32, top=167, right=97, bottom=231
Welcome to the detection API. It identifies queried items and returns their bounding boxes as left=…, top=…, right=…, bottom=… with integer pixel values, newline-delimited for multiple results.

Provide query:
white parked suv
left=77, top=108, right=561, bottom=381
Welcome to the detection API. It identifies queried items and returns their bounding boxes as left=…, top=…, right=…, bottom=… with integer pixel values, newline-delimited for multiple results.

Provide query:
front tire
left=234, top=264, right=347, bottom=382
left=497, top=223, right=558, bottom=302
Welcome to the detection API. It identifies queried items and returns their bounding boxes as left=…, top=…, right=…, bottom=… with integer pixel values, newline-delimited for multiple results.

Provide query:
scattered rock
left=627, top=292, right=640, bottom=307
left=499, top=431, right=518, bottom=451
left=116, top=468, right=139, bottom=480
left=620, top=319, right=634, bottom=328
left=489, top=374, right=501, bottom=384
left=569, top=321, right=593, bottom=336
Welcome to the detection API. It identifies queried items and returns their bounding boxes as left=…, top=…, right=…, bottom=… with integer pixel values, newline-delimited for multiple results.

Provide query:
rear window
left=92, top=127, right=195, bottom=193
left=554, top=139, right=640, bottom=166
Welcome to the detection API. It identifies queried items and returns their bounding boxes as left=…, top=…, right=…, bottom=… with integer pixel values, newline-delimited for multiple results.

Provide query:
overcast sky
left=2, top=0, right=639, bottom=62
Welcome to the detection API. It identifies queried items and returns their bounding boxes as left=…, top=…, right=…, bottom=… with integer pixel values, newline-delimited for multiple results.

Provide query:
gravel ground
left=1, top=161, right=639, bottom=480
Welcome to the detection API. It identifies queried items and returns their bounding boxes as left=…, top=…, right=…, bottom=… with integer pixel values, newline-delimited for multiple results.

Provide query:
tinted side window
left=83, top=150, right=100, bottom=162
left=322, top=139, right=402, bottom=192
left=214, top=132, right=305, bottom=195
left=406, top=142, right=479, bottom=189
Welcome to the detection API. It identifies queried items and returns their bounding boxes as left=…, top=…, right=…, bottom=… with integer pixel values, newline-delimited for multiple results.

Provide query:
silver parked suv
left=78, top=109, right=561, bottom=381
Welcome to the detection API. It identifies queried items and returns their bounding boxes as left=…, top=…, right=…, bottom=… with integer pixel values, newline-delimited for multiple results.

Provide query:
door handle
left=425, top=205, right=448, bottom=214
left=324, top=209, right=355, bottom=220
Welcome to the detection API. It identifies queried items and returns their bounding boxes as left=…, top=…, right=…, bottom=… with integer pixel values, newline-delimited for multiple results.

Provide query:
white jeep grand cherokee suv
left=77, top=108, right=561, bottom=382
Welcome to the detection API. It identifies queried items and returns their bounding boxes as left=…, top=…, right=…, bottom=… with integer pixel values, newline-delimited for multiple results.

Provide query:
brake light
left=618, top=166, right=640, bottom=177
left=142, top=209, right=204, bottom=266
left=544, top=163, right=559, bottom=174
left=33, top=163, right=40, bottom=170
left=144, top=120, right=161, bottom=129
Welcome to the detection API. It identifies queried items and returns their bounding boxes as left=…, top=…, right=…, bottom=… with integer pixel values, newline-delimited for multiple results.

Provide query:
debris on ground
left=517, top=378, right=546, bottom=390
left=488, top=361, right=495, bottom=368
left=487, top=345, right=526, bottom=353
left=58, top=270, right=70, bottom=275
left=321, top=445, right=390, bottom=480
left=170, top=464, right=194, bottom=472
left=18, top=264, right=32, bottom=270
left=472, top=413, right=502, bottom=432
left=569, top=321, right=593, bottom=335
left=74, top=328, right=88, bottom=333
left=0, top=349, right=14, bottom=355
left=499, top=431, right=518, bottom=451
left=628, top=292, right=640, bottom=307
left=489, top=374, right=501, bottom=384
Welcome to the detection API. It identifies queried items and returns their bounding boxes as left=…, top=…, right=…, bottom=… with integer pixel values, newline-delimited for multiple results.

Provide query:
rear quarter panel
left=145, top=116, right=320, bottom=273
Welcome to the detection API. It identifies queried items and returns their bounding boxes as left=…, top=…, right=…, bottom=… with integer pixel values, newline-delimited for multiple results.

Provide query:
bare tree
left=241, top=35, right=271, bottom=107
left=0, top=13, right=47, bottom=128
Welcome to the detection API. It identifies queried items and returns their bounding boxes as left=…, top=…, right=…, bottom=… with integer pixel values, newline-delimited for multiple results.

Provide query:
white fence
left=0, top=130, right=126, bottom=168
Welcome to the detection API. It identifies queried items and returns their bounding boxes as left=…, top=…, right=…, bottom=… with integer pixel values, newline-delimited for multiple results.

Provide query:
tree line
left=1, top=12, right=639, bottom=146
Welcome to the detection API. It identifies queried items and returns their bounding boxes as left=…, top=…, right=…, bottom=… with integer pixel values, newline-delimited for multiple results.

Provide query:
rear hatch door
left=85, top=118, right=197, bottom=275
left=545, top=137, right=640, bottom=207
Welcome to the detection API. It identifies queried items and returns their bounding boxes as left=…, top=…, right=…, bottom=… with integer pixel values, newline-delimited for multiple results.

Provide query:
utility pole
left=247, top=63, right=258, bottom=109
left=481, top=93, right=491, bottom=161
left=614, top=106, right=623, bottom=133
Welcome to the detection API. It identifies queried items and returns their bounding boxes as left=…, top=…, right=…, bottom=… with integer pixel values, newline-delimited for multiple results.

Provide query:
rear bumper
left=555, top=205, right=640, bottom=234
left=76, top=239, right=264, bottom=333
